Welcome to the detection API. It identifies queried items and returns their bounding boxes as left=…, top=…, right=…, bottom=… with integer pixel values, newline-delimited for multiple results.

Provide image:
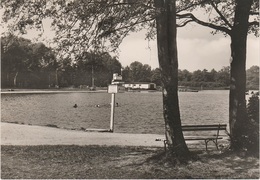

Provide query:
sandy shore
left=1, top=122, right=166, bottom=147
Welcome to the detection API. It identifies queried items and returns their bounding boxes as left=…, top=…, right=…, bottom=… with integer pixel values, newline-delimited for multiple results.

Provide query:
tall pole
left=110, top=93, right=115, bottom=132
left=55, top=68, right=58, bottom=88
left=91, top=65, right=94, bottom=88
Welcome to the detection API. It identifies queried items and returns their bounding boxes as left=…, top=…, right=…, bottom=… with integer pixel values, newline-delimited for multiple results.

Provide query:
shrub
left=242, top=93, right=259, bottom=156
left=247, top=94, right=259, bottom=122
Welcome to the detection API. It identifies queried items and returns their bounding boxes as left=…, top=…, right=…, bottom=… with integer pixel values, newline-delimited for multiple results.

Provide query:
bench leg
left=205, top=140, right=209, bottom=151
left=205, top=139, right=219, bottom=151
left=163, top=140, right=167, bottom=152
left=212, top=140, right=219, bottom=150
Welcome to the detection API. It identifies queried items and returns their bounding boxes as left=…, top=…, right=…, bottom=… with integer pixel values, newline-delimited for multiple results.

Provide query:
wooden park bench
left=156, top=124, right=228, bottom=151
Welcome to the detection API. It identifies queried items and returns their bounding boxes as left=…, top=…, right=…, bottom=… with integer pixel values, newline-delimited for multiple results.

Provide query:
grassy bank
left=1, top=145, right=259, bottom=179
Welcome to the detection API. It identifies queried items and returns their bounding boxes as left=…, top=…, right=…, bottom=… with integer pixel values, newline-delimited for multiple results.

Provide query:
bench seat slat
left=184, top=137, right=223, bottom=141
left=182, top=125, right=226, bottom=127
left=182, top=124, right=227, bottom=127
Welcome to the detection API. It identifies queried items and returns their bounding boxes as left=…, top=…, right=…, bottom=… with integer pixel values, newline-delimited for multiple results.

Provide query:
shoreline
left=1, top=89, right=107, bottom=94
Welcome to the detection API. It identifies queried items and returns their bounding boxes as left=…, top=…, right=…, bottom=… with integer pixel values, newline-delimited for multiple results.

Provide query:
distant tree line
left=246, top=66, right=259, bottom=90
left=123, top=61, right=259, bottom=90
left=1, top=35, right=121, bottom=88
left=1, top=35, right=259, bottom=90
left=1, top=35, right=57, bottom=88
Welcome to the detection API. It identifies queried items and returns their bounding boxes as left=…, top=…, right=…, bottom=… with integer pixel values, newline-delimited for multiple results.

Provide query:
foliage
left=1, top=35, right=258, bottom=89
left=178, top=66, right=258, bottom=89
left=246, top=66, right=259, bottom=90
left=215, top=66, right=230, bottom=86
left=2, top=39, right=258, bottom=89
left=178, top=66, right=230, bottom=88
left=240, top=94, right=259, bottom=156
left=1, top=35, right=122, bottom=88
left=2, top=0, right=258, bottom=56
left=1, top=35, right=56, bottom=88
left=122, top=61, right=152, bottom=83
left=176, top=0, right=259, bottom=36
left=73, top=51, right=122, bottom=87
left=1, top=0, right=156, bottom=59
left=246, top=94, right=259, bottom=153
left=1, top=0, right=156, bottom=86
left=151, top=68, right=162, bottom=86
left=247, top=94, right=259, bottom=122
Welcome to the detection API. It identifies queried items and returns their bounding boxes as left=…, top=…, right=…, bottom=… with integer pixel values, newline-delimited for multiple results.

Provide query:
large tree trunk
left=229, top=0, right=253, bottom=151
left=154, top=0, right=190, bottom=159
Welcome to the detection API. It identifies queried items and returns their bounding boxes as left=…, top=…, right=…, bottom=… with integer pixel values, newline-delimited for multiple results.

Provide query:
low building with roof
left=123, top=82, right=156, bottom=90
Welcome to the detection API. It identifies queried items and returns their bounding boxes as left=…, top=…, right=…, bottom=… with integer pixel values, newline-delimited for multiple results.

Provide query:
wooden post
left=108, top=84, right=118, bottom=132
left=110, top=93, right=115, bottom=132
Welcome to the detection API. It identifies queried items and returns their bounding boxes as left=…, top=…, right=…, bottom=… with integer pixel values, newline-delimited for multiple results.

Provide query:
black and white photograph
left=1, top=0, right=259, bottom=179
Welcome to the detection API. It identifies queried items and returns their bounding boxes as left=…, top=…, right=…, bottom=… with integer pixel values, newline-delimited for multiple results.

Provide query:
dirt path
left=1, top=122, right=165, bottom=147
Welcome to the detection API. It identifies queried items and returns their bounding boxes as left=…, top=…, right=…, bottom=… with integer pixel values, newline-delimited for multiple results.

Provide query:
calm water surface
left=1, top=90, right=229, bottom=134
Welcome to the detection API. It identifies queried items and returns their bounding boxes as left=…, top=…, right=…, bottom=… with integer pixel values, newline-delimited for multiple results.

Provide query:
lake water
left=1, top=90, right=229, bottom=134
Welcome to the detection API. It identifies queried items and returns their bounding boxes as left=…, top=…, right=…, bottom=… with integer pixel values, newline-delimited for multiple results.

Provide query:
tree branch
left=176, top=0, right=211, bottom=13
left=177, top=20, right=193, bottom=27
left=249, top=11, right=259, bottom=15
left=102, top=16, right=155, bottom=36
left=249, top=21, right=259, bottom=26
left=100, top=1, right=155, bottom=10
left=176, top=13, right=231, bottom=35
left=210, top=1, right=233, bottom=29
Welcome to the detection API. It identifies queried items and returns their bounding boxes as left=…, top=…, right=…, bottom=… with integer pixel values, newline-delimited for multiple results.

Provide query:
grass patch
left=1, top=145, right=259, bottom=179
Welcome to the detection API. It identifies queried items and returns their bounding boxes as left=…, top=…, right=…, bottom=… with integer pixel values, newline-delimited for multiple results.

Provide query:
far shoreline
left=0, top=87, right=234, bottom=92
left=1, top=88, right=107, bottom=94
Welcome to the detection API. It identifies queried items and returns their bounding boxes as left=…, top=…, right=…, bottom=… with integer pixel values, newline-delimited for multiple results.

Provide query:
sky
left=1, top=11, right=259, bottom=72
left=118, top=24, right=259, bottom=71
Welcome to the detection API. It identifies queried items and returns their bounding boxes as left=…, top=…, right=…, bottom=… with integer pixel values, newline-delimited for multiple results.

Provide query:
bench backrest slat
left=181, top=124, right=227, bottom=131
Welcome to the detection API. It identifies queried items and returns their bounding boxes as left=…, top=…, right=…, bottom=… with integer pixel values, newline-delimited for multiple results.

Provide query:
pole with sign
left=108, top=84, right=118, bottom=132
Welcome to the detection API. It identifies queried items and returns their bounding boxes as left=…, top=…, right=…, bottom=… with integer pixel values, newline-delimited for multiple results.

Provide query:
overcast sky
left=118, top=24, right=259, bottom=71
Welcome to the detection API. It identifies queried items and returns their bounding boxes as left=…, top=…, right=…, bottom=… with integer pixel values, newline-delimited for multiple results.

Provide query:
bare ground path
left=2, top=123, right=259, bottom=179
left=1, top=122, right=165, bottom=147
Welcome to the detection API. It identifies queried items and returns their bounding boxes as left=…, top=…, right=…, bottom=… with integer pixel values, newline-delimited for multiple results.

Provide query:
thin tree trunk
left=7, top=72, right=10, bottom=87
left=154, top=0, right=190, bottom=159
left=229, top=0, right=253, bottom=151
left=14, top=71, right=19, bottom=87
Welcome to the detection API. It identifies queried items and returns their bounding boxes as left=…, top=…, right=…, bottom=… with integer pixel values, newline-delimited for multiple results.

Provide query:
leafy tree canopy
left=2, top=1, right=258, bottom=73
left=1, top=0, right=157, bottom=60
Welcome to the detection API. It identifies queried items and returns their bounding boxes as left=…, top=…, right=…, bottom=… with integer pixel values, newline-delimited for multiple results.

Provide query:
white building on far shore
left=123, top=82, right=156, bottom=90
left=111, top=73, right=156, bottom=91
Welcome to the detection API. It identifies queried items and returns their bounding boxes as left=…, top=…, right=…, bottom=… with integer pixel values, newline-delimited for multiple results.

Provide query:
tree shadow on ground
left=199, top=150, right=259, bottom=171
left=129, top=148, right=259, bottom=179
left=1, top=145, right=259, bottom=179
